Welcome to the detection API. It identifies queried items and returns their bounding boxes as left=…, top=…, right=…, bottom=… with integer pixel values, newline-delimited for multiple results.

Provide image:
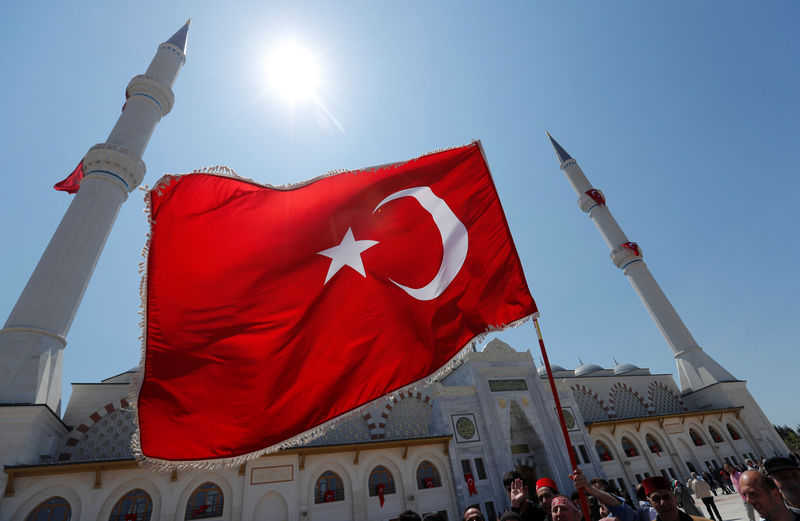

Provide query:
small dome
left=538, top=364, right=566, bottom=376
left=613, top=363, right=640, bottom=375
left=575, top=363, right=604, bottom=376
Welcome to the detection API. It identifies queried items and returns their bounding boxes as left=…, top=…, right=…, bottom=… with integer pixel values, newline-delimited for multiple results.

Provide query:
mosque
left=0, top=22, right=789, bottom=521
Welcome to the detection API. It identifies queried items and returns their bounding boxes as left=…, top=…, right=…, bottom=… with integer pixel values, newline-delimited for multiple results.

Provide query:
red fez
left=536, top=478, right=558, bottom=492
left=642, top=476, right=672, bottom=495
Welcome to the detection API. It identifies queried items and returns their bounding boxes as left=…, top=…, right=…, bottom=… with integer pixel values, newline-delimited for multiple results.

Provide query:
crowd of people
left=391, top=455, right=800, bottom=521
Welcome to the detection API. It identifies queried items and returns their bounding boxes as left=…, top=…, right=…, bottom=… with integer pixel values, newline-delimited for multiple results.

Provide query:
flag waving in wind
left=135, top=141, right=537, bottom=465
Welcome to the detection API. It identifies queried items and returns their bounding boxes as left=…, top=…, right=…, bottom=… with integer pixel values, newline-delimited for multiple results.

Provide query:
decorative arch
left=416, top=460, right=442, bottom=489
left=97, top=478, right=160, bottom=521
left=315, top=470, right=345, bottom=503
left=621, top=436, right=640, bottom=457
left=646, top=434, right=664, bottom=455
left=252, top=492, right=287, bottom=521
left=726, top=423, right=742, bottom=440
left=647, top=382, right=686, bottom=414
left=10, top=483, right=82, bottom=521
left=571, top=385, right=611, bottom=421
left=305, top=459, right=353, bottom=509
left=708, top=426, right=724, bottom=444
left=185, top=482, right=224, bottom=519
left=24, top=496, right=71, bottom=521
left=175, top=472, right=234, bottom=521
left=307, top=412, right=370, bottom=445
left=108, top=489, right=153, bottom=521
left=379, top=390, right=433, bottom=440
left=609, top=383, right=650, bottom=419
left=689, top=428, right=705, bottom=447
left=368, top=465, right=396, bottom=496
left=595, top=440, right=614, bottom=461
left=59, top=397, right=134, bottom=461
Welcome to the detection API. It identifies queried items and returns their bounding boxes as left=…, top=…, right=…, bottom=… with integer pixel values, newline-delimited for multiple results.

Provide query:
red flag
left=465, top=473, right=478, bottom=496
left=425, top=477, right=434, bottom=488
left=585, top=189, right=605, bottom=207
left=377, top=483, right=386, bottom=507
left=324, top=490, right=335, bottom=503
left=622, top=241, right=640, bottom=256
left=54, top=160, right=84, bottom=194
left=136, top=142, right=537, bottom=463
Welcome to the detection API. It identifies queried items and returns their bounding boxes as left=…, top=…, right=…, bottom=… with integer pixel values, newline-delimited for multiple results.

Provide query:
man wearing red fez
left=502, top=471, right=548, bottom=521
left=536, top=477, right=560, bottom=519
left=643, top=476, right=713, bottom=521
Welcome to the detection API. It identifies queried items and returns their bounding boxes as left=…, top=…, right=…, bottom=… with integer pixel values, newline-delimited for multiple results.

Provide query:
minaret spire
left=548, top=133, right=736, bottom=393
left=0, top=23, right=189, bottom=414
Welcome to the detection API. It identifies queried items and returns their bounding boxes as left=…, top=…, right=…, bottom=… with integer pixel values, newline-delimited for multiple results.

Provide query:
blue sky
left=1, top=2, right=798, bottom=428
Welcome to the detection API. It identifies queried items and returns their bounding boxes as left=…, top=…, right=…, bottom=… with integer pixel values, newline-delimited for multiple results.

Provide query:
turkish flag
left=54, top=160, right=84, bottom=194
left=465, top=473, right=478, bottom=496
left=324, top=490, right=335, bottom=503
left=425, top=477, right=434, bottom=488
left=136, top=141, right=537, bottom=463
left=377, top=483, right=386, bottom=507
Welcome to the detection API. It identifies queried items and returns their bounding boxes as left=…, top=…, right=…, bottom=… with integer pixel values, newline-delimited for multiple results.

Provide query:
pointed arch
left=185, top=482, right=224, bottom=519
left=416, top=460, right=442, bottom=489
left=595, top=440, right=614, bottom=461
left=368, top=465, right=396, bottom=496
left=609, top=383, right=650, bottom=419
left=315, top=470, right=345, bottom=503
left=621, top=436, right=640, bottom=457
left=571, top=385, right=610, bottom=421
left=108, top=489, right=153, bottom=521
left=646, top=434, right=664, bottom=455
left=708, top=426, right=724, bottom=444
left=689, top=429, right=705, bottom=447
left=726, top=423, right=742, bottom=440
left=252, top=492, right=288, bottom=521
left=648, top=382, right=685, bottom=414
left=24, top=496, right=72, bottom=521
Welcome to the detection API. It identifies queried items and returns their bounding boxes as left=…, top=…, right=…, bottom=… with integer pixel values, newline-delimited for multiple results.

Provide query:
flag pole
left=533, top=317, right=592, bottom=521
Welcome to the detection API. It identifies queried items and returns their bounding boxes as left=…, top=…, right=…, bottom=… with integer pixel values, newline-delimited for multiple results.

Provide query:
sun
left=266, top=41, right=320, bottom=102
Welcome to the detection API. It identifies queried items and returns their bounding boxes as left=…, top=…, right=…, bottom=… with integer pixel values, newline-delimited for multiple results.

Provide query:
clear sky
left=1, top=3, right=798, bottom=428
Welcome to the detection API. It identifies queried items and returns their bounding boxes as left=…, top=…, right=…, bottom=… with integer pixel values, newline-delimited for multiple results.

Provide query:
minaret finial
left=547, top=132, right=573, bottom=165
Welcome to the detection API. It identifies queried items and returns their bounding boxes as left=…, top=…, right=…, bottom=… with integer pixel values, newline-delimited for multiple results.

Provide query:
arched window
left=417, top=460, right=442, bottom=489
left=689, top=429, right=705, bottom=447
left=708, top=427, right=724, bottom=443
left=25, top=496, right=71, bottom=521
left=621, top=437, right=639, bottom=457
left=185, top=482, right=224, bottom=519
left=109, top=489, right=152, bottom=521
left=368, top=465, right=396, bottom=496
left=314, top=471, right=345, bottom=504
left=595, top=441, right=614, bottom=461
left=727, top=423, right=742, bottom=440
left=646, top=434, right=663, bottom=455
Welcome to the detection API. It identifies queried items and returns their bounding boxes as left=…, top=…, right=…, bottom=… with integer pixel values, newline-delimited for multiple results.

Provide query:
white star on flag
left=317, top=227, right=379, bottom=284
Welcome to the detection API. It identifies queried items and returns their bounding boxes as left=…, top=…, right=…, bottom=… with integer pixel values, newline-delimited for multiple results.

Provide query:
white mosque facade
left=0, top=22, right=790, bottom=521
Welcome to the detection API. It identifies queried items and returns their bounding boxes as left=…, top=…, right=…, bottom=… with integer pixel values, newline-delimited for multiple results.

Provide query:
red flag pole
left=533, top=318, right=591, bottom=521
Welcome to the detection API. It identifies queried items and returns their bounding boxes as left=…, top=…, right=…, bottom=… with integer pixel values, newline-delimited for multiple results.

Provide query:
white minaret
left=0, top=22, right=190, bottom=415
left=547, top=133, right=736, bottom=393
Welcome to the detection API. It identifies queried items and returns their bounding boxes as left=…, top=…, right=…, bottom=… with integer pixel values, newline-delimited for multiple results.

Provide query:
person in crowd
left=642, top=476, right=713, bottom=521
left=690, top=472, right=722, bottom=521
left=635, top=483, right=659, bottom=521
left=571, top=469, right=635, bottom=521
left=503, top=471, right=547, bottom=521
left=717, top=468, right=734, bottom=494
left=463, top=505, right=485, bottom=521
left=701, top=472, right=718, bottom=496
left=551, top=495, right=584, bottom=521
left=500, top=512, right=525, bottom=521
left=672, top=479, right=703, bottom=517
left=423, top=513, right=444, bottom=521
left=765, top=457, right=800, bottom=515
left=399, top=510, right=422, bottom=521
left=536, top=477, right=561, bottom=519
left=739, top=470, right=799, bottom=521
left=725, top=462, right=755, bottom=521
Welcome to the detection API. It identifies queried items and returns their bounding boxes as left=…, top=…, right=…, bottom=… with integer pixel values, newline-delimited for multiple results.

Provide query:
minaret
left=0, top=22, right=190, bottom=414
left=547, top=133, right=736, bottom=393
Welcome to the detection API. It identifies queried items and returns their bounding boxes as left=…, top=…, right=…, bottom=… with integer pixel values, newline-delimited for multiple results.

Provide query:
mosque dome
left=613, top=363, right=640, bottom=375
left=574, top=363, right=604, bottom=376
left=537, top=364, right=566, bottom=376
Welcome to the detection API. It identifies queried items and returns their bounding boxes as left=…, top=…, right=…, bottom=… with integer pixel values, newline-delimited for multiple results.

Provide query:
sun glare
left=266, top=42, right=320, bottom=102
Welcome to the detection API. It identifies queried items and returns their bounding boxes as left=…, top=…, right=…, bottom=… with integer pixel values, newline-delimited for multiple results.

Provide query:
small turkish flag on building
left=53, top=160, right=84, bottom=194
left=465, top=473, right=478, bottom=496
left=135, top=142, right=537, bottom=465
left=377, top=483, right=387, bottom=507
left=324, top=490, right=335, bottom=503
